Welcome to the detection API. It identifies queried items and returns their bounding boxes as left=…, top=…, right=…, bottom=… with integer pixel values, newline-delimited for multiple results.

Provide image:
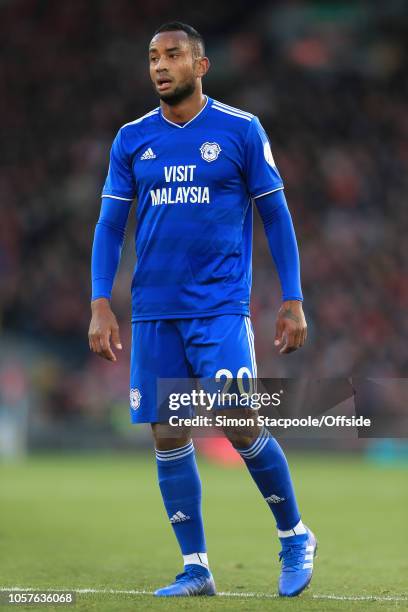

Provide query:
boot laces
left=279, top=541, right=307, bottom=573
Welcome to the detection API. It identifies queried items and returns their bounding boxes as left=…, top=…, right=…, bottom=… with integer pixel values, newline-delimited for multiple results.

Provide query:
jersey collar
left=159, top=96, right=211, bottom=129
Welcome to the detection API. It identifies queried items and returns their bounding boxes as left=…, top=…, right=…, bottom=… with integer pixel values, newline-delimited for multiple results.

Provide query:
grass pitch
left=0, top=451, right=407, bottom=611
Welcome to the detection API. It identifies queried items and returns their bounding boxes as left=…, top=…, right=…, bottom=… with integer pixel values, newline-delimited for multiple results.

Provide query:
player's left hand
left=274, top=300, right=307, bottom=354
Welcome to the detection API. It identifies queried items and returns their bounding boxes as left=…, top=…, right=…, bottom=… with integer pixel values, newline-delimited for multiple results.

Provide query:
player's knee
left=226, top=432, right=259, bottom=449
left=222, top=423, right=260, bottom=449
left=151, top=423, right=191, bottom=451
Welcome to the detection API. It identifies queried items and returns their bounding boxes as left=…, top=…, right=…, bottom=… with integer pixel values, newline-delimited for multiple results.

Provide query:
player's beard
left=157, top=77, right=196, bottom=106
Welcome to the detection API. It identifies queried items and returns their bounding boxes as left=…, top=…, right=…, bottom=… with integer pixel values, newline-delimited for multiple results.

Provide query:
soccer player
left=89, top=22, right=317, bottom=597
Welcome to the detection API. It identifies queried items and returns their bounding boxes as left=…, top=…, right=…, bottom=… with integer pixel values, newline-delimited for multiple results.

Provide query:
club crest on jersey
left=200, top=142, right=221, bottom=162
left=130, top=388, right=141, bottom=410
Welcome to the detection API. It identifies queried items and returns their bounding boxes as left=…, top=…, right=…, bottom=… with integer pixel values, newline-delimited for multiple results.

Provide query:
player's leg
left=229, top=417, right=317, bottom=597
left=152, top=421, right=208, bottom=570
left=182, top=314, right=316, bottom=596
left=183, top=314, right=302, bottom=530
left=218, top=410, right=303, bottom=532
left=152, top=421, right=215, bottom=596
left=130, top=319, right=215, bottom=596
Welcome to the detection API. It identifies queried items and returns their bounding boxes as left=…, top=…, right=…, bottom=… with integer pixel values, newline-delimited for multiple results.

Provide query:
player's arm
left=255, top=189, right=306, bottom=354
left=89, top=127, right=135, bottom=362
left=243, top=115, right=306, bottom=354
left=89, top=197, right=132, bottom=362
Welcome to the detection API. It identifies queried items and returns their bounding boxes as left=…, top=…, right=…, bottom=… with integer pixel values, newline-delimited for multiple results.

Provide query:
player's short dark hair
left=152, top=21, right=205, bottom=58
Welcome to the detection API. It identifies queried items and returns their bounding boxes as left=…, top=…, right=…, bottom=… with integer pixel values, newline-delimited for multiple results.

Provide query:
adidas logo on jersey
left=169, top=511, right=190, bottom=523
left=265, top=494, right=286, bottom=504
left=140, top=147, right=156, bottom=160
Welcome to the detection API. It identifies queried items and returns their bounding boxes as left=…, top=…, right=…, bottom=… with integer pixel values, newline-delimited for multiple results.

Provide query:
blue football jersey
left=102, top=96, right=284, bottom=321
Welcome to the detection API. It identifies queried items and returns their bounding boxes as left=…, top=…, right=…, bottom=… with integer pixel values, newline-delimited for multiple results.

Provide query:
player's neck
left=160, top=90, right=207, bottom=125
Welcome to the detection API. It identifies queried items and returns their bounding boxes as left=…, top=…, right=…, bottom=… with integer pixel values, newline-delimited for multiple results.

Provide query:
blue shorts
left=129, top=314, right=257, bottom=424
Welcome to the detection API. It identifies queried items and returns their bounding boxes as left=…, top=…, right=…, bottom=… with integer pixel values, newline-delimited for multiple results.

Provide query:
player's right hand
left=88, top=298, right=122, bottom=362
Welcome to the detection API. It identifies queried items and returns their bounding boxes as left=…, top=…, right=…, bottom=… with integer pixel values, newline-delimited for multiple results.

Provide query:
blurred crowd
left=1, top=0, right=407, bottom=426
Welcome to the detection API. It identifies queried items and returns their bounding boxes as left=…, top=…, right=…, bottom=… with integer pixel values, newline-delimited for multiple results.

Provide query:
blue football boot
left=278, top=526, right=317, bottom=597
left=154, top=564, right=216, bottom=597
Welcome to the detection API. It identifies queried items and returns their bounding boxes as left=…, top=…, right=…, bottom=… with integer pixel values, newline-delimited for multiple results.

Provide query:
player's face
left=149, top=31, right=200, bottom=105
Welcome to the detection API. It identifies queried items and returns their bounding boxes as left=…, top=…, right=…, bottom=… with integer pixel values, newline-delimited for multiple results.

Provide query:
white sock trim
left=237, top=428, right=270, bottom=459
left=183, top=552, right=209, bottom=569
left=155, top=441, right=194, bottom=462
left=278, top=519, right=307, bottom=538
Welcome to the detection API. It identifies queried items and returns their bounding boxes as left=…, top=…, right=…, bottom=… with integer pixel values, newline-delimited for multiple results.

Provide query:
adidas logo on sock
left=265, top=494, right=286, bottom=504
left=140, top=147, right=156, bottom=160
left=169, top=511, right=190, bottom=523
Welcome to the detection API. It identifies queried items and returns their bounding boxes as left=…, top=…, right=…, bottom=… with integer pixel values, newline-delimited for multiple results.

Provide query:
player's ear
left=196, top=56, right=210, bottom=78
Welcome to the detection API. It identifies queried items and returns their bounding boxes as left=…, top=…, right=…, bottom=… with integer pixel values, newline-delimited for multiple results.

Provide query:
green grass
left=0, top=452, right=407, bottom=611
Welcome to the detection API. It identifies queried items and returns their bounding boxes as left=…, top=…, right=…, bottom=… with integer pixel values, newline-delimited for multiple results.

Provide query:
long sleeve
left=255, top=189, right=303, bottom=302
left=91, top=196, right=132, bottom=301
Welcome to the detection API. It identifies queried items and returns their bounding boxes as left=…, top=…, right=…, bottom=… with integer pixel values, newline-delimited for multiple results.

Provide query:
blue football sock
left=236, top=429, right=301, bottom=531
left=156, top=441, right=207, bottom=563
